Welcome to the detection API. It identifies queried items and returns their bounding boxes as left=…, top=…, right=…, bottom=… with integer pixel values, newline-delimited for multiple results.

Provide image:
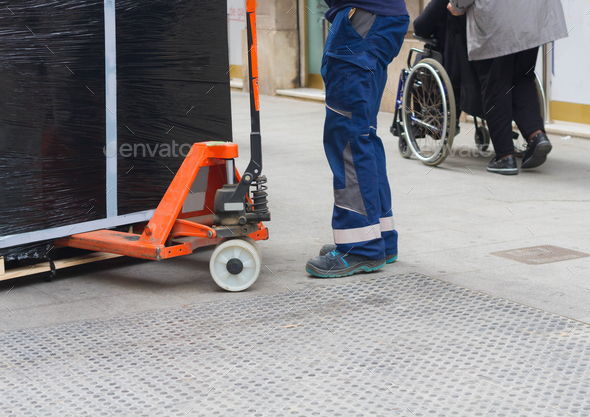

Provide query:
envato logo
left=448, top=144, right=495, bottom=158
left=416, top=144, right=495, bottom=158
left=103, top=141, right=194, bottom=158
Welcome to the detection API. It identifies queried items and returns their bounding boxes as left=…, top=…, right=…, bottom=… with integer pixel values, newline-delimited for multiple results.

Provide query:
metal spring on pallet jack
left=251, top=175, right=269, bottom=214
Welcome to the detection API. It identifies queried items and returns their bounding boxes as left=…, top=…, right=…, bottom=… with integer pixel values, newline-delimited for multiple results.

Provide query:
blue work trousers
left=322, top=8, right=408, bottom=259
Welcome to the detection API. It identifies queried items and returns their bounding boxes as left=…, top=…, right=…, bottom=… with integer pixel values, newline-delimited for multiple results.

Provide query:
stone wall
left=242, top=0, right=299, bottom=95
left=240, top=0, right=426, bottom=106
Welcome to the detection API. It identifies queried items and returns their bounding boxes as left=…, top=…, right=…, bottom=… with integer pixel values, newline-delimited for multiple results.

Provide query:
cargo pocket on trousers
left=323, top=56, right=351, bottom=108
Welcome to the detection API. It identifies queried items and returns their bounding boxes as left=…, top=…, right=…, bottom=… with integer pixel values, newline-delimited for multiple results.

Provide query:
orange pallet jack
left=57, top=0, right=269, bottom=292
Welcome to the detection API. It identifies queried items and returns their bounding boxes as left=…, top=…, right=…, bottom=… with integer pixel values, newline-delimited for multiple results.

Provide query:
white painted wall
left=552, top=0, right=590, bottom=105
left=228, top=0, right=245, bottom=68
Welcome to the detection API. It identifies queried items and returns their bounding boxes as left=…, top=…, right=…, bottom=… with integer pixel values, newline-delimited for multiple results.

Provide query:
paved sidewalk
left=1, top=92, right=590, bottom=416
left=2, top=274, right=589, bottom=416
left=2, top=91, right=590, bottom=329
left=236, top=91, right=590, bottom=324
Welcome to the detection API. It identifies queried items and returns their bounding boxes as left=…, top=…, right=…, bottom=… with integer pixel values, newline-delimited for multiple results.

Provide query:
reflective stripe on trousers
left=333, top=216, right=395, bottom=244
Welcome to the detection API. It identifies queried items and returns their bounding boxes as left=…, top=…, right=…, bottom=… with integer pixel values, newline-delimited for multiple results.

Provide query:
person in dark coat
left=449, top=0, right=568, bottom=175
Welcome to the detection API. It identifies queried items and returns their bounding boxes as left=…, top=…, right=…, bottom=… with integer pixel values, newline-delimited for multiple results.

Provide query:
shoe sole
left=306, top=259, right=386, bottom=278
left=521, top=142, right=552, bottom=169
left=320, top=248, right=398, bottom=264
left=487, top=167, right=518, bottom=175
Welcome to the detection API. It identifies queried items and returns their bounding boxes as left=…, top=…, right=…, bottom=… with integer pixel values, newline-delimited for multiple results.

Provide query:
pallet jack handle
left=223, top=0, right=262, bottom=207
left=247, top=0, right=261, bottom=136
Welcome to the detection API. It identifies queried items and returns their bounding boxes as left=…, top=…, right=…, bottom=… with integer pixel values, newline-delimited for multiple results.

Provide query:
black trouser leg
left=473, top=54, right=515, bottom=158
left=511, top=47, right=545, bottom=140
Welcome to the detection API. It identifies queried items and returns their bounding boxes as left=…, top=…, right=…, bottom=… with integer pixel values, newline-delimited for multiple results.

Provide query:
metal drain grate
left=1, top=273, right=590, bottom=416
left=490, top=245, right=590, bottom=265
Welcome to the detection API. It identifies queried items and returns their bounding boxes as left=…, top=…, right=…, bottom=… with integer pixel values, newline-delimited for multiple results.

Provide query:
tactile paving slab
left=1, top=273, right=590, bottom=416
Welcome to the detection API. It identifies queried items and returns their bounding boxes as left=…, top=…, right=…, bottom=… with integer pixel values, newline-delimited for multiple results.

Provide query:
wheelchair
left=390, top=34, right=547, bottom=166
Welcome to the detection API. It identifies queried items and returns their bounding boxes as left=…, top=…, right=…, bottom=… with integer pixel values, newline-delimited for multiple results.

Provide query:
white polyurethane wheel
left=209, top=237, right=261, bottom=292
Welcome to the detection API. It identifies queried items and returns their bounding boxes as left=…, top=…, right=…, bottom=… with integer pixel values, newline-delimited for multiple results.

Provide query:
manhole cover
left=491, top=245, right=590, bottom=265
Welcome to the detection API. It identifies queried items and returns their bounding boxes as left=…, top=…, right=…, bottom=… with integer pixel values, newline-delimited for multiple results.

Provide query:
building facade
left=228, top=0, right=590, bottom=125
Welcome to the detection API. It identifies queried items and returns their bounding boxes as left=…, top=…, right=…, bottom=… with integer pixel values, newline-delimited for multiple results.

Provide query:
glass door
left=305, top=0, right=328, bottom=89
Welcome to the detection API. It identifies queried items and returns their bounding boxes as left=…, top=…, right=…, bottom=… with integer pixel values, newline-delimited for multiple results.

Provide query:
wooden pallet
left=0, top=252, right=122, bottom=281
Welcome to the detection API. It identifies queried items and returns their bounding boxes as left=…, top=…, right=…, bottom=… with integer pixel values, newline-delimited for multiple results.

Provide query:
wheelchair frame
left=391, top=35, right=547, bottom=166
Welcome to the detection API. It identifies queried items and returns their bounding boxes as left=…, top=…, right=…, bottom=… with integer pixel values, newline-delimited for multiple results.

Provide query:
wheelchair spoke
left=411, top=116, right=440, bottom=132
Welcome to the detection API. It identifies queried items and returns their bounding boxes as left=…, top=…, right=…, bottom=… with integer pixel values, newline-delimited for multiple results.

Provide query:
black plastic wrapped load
left=0, top=1, right=107, bottom=239
left=0, top=0, right=232, bottom=256
left=116, top=0, right=232, bottom=214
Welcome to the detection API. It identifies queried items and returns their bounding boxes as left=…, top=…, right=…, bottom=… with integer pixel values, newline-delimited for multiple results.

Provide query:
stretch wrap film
left=0, top=0, right=232, bottom=258
left=116, top=0, right=232, bottom=214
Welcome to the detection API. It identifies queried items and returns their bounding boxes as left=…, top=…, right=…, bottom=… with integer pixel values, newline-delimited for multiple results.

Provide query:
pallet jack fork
left=57, top=0, right=268, bottom=292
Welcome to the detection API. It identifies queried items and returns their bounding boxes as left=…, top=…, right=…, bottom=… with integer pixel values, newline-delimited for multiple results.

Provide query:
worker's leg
left=370, top=60, right=398, bottom=260
left=327, top=11, right=407, bottom=260
left=306, top=9, right=407, bottom=277
left=323, top=56, right=384, bottom=260
left=371, top=129, right=398, bottom=260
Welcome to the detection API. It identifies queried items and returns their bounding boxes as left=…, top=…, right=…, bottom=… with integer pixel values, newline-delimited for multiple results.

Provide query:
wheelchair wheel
left=475, top=126, right=490, bottom=151
left=398, top=133, right=412, bottom=159
left=513, top=131, right=527, bottom=157
left=401, top=58, right=456, bottom=166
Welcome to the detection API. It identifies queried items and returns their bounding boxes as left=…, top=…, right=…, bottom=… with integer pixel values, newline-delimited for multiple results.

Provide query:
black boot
left=487, top=155, right=518, bottom=175
left=521, top=132, right=552, bottom=169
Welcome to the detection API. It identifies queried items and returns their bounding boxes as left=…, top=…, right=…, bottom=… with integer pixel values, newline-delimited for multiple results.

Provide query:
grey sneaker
left=306, top=249, right=385, bottom=278
left=319, top=244, right=398, bottom=264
